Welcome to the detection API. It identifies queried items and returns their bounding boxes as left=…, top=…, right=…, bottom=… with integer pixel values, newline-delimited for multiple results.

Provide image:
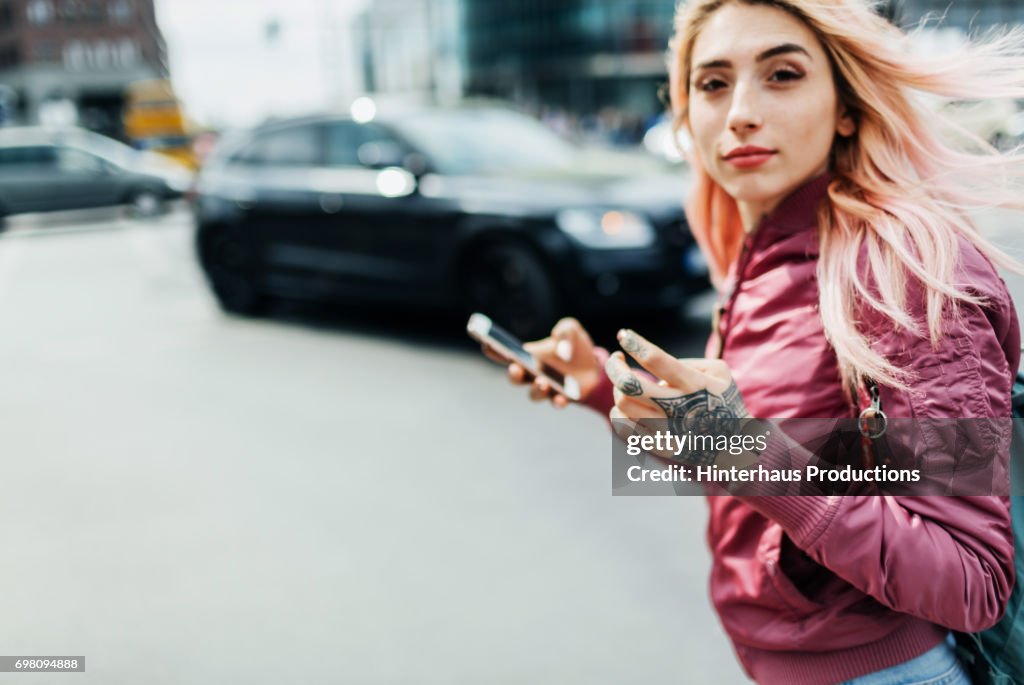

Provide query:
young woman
left=484, top=1, right=1024, bottom=683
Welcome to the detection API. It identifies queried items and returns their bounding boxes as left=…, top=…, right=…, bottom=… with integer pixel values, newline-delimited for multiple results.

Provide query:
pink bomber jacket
left=584, top=174, right=1020, bottom=684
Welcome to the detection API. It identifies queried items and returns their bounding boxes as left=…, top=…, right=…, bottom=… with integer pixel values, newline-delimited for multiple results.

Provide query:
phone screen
left=487, top=322, right=567, bottom=386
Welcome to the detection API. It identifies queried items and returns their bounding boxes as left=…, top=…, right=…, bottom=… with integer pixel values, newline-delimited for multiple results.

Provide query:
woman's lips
left=725, top=151, right=776, bottom=169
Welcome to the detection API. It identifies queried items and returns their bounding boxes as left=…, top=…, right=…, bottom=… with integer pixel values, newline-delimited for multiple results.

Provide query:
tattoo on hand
left=607, top=357, right=645, bottom=397
left=619, top=373, right=644, bottom=397
left=619, top=330, right=648, bottom=360
left=650, top=381, right=750, bottom=465
left=721, top=381, right=745, bottom=415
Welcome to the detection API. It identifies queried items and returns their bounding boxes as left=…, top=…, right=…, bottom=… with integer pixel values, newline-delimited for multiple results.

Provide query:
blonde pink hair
left=669, top=0, right=1024, bottom=395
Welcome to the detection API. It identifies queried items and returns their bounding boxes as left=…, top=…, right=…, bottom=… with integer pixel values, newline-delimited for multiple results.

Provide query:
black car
left=194, top=103, right=709, bottom=338
left=0, top=126, right=192, bottom=222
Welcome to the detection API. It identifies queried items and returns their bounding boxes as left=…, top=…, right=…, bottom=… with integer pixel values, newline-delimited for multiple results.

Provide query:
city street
left=1, top=205, right=1022, bottom=684
left=0, top=0, right=1018, bottom=681
left=0, top=207, right=741, bottom=684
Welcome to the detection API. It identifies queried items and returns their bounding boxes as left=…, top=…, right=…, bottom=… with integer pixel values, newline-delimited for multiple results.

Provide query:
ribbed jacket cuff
left=739, top=494, right=841, bottom=547
left=731, top=426, right=843, bottom=546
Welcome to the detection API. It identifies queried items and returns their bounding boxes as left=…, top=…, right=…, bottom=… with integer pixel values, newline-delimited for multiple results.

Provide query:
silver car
left=0, top=126, right=192, bottom=224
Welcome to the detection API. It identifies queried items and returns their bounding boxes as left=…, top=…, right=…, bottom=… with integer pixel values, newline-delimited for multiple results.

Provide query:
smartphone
left=467, top=312, right=581, bottom=401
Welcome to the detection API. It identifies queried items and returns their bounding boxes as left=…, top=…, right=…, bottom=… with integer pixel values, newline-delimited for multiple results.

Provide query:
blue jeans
left=841, top=634, right=971, bottom=685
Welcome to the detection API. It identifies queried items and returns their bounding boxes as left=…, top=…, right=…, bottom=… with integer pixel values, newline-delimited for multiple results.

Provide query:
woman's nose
left=726, top=84, right=763, bottom=133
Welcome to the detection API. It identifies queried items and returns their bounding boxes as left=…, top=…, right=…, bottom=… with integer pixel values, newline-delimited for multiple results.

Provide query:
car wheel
left=462, top=243, right=559, bottom=340
left=130, top=189, right=162, bottom=219
left=197, top=226, right=267, bottom=316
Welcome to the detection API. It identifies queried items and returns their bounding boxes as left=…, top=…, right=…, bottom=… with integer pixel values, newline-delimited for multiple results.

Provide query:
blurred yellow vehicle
left=123, top=79, right=197, bottom=169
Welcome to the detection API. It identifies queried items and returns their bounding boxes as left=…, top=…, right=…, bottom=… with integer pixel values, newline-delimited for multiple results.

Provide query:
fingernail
left=556, top=339, right=573, bottom=362
left=616, top=329, right=626, bottom=340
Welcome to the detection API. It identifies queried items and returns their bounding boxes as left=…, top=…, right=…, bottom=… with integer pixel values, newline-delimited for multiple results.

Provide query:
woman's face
left=686, top=3, right=854, bottom=221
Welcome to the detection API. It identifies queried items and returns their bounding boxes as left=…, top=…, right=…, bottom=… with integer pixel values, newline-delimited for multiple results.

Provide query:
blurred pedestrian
left=482, top=1, right=1024, bottom=683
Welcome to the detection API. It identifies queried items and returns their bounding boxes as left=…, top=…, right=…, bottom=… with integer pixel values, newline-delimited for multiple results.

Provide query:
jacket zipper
left=714, top=231, right=761, bottom=359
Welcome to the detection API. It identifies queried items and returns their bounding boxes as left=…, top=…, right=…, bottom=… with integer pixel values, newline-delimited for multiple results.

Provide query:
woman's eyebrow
left=693, top=43, right=812, bottom=71
left=756, top=43, right=811, bottom=62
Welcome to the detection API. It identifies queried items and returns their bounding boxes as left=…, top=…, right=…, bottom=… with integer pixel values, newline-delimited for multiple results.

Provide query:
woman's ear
left=836, top=108, right=856, bottom=137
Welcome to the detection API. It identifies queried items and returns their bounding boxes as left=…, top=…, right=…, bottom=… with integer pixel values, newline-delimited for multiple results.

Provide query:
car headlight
left=556, top=209, right=656, bottom=249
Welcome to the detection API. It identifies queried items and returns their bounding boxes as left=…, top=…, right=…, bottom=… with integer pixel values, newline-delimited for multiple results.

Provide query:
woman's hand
left=605, top=329, right=750, bottom=460
left=481, top=317, right=603, bottom=409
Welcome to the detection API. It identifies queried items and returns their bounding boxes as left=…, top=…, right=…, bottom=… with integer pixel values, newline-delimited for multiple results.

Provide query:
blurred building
left=463, top=1, right=673, bottom=124
left=353, top=0, right=1024, bottom=145
left=353, top=0, right=463, bottom=105
left=353, top=0, right=676, bottom=132
left=0, top=0, right=168, bottom=137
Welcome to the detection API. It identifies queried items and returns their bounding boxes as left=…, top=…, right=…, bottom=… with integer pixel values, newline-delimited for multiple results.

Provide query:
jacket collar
left=749, top=172, right=832, bottom=245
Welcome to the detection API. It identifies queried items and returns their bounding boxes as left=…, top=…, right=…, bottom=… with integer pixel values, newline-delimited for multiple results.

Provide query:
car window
left=58, top=147, right=107, bottom=173
left=230, top=123, right=323, bottom=167
left=0, top=145, right=58, bottom=167
left=325, top=122, right=407, bottom=168
left=396, top=109, right=576, bottom=175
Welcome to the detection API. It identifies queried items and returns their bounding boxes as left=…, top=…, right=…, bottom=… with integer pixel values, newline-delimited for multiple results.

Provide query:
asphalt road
left=0, top=207, right=740, bottom=684
left=0, top=205, right=1021, bottom=685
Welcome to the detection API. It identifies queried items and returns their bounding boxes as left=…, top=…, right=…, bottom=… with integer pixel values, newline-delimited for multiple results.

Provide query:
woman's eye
left=698, top=78, right=727, bottom=92
left=769, top=68, right=804, bottom=83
